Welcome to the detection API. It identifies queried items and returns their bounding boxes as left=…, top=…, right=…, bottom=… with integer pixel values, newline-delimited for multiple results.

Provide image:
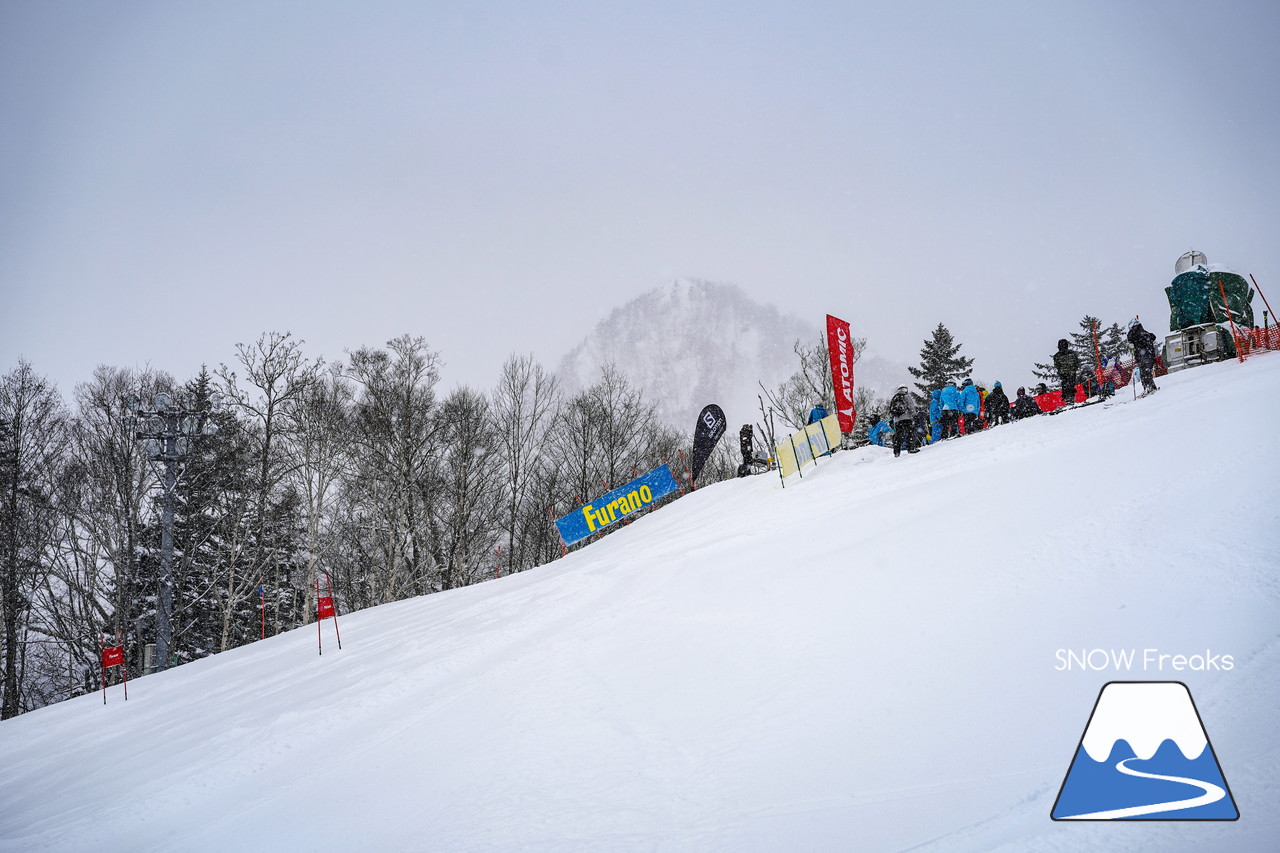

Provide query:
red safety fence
left=1235, top=324, right=1280, bottom=359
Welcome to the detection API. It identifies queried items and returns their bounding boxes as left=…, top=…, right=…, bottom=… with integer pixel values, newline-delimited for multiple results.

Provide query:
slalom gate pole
left=495, top=545, right=502, bottom=580
left=325, top=572, right=342, bottom=650
left=260, top=582, right=266, bottom=640
left=1217, top=278, right=1245, bottom=362
left=316, top=575, right=323, bottom=656
left=99, top=634, right=107, bottom=705
left=118, top=629, right=128, bottom=702
left=1251, top=274, right=1277, bottom=349
left=788, top=430, right=804, bottom=479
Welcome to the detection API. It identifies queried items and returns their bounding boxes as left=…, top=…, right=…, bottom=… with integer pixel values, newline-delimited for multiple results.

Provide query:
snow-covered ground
left=2, top=355, right=1277, bottom=853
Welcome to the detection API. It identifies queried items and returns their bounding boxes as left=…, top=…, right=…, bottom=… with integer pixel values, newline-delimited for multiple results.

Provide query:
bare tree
left=490, top=355, right=559, bottom=574
left=1, top=361, right=67, bottom=718
left=343, top=336, right=442, bottom=604
left=216, top=332, right=317, bottom=642
left=428, top=387, right=502, bottom=590
left=281, top=362, right=353, bottom=625
left=39, top=367, right=173, bottom=681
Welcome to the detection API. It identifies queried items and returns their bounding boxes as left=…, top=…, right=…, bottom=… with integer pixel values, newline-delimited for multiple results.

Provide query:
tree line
left=0, top=332, right=742, bottom=718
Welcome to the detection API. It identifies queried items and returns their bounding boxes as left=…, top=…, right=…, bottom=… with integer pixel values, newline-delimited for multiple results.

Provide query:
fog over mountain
left=556, top=279, right=911, bottom=430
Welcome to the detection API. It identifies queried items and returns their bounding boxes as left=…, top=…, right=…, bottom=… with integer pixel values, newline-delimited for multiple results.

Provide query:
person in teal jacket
left=959, top=378, right=982, bottom=434
left=866, top=413, right=891, bottom=447
left=939, top=381, right=961, bottom=439
left=928, top=389, right=942, bottom=444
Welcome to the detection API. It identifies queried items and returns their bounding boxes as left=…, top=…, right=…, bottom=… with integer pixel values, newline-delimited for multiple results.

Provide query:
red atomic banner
left=826, top=314, right=857, bottom=433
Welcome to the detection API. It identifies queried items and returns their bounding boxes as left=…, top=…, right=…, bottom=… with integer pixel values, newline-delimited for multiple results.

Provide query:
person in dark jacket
left=1052, top=339, right=1081, bottom=408
left=958, top=378, right=982, bottom=434
left=1127, top=320, right=1160, bottom=394
left=1011, top=386, right=1042, bottom=419
left=887, top=385, right=920, bottom=457
left=985, top=381, right=1010, bottom=426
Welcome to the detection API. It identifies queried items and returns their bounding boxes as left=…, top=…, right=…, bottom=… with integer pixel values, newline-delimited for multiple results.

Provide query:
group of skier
left=867, top=318, right=1162, bottom=459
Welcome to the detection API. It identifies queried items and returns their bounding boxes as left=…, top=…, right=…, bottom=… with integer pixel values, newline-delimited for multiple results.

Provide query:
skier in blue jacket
left=959, top=378, right=982, bottom=434
left=866, top=413, right=891, bottom=447
left=939, top=381, right=961, bottom=439
left=928, top=389, right=942, bottom=444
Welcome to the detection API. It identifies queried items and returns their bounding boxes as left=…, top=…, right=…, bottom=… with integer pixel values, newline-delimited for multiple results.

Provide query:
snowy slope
left=1, top=356, right=1278, bottom=853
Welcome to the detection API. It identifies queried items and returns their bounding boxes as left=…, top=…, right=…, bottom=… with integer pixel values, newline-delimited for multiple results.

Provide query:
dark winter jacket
left=939, top=384, right=961, bottom=412
left=1127, top=323, right=1158, bottom=367
left=1053, top=340, right=1080, bottom=378
left=1012, top=391, right=1042, bottom=419
left=887, top=388, right=917, bottom=424
left=959, top=380, right=981, bottom=415
left=984, top=385, right=1009, bottom=418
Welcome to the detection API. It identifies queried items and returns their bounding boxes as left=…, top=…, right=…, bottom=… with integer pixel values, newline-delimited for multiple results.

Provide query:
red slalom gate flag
left=101, top=645, right=124, bottom=668
left=316, top=572, right=343, bottom=655
left=826, top=314, right=857, bottom=433
left=99, top=632, right=128, bottom=704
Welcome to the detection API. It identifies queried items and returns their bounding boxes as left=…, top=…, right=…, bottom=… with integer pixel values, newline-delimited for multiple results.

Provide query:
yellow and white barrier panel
left=775, top=413, right=841, bottom=481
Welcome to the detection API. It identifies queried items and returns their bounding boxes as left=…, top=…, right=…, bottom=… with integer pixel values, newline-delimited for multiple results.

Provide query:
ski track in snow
left=0, top=356, right=1277, bottom=853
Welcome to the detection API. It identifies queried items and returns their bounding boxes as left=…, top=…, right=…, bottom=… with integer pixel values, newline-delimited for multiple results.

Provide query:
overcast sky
left=3, top=0, right=1277, bottom=397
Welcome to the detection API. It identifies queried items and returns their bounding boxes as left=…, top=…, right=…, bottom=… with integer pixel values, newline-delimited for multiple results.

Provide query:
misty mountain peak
left=556, top=279, right=817, bottom=429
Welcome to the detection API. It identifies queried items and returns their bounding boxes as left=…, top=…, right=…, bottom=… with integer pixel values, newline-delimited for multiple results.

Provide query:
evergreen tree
left=1099, top=321, right=1127, bottom=362
left=908, top=323, right=974, bottom=397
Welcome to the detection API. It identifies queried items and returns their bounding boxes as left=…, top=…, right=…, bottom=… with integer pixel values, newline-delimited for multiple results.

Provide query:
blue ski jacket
left=867, top=421, right=891, bottom=447
left=960, top=381, right=981, bottom=414
left=929, top=389, right=942, bottom=421
left=940, top=384, right=961, bottom=412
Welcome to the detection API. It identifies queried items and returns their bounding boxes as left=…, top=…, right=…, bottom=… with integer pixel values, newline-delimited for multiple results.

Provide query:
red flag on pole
left=826, top=314, right=857, bottom=434
left=316, top=572, right=342, bottom=655
left=99, top=631, right=128, bottom=704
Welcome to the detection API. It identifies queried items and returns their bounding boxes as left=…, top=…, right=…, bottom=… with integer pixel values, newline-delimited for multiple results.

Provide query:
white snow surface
left=2, top=356, right=1278, bottom=852
left=1080, top=682, right=1207, bottom=762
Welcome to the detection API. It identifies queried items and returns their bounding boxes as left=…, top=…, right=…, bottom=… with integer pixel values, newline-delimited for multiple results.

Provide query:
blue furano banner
left=555, top=464, right=681, bottom=546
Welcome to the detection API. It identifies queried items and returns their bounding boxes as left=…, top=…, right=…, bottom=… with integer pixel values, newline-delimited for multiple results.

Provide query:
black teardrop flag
left=691, top=404, right=727, bottom=483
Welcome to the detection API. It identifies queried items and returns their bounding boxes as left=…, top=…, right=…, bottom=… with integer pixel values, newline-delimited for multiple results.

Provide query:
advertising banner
left=555, top=464, right=680, bottom=546
left=690, top=404, right=727, bottom=483
left=826, top=314, right=857, bottom=433
left=775, top=414, right=841, bottom=480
